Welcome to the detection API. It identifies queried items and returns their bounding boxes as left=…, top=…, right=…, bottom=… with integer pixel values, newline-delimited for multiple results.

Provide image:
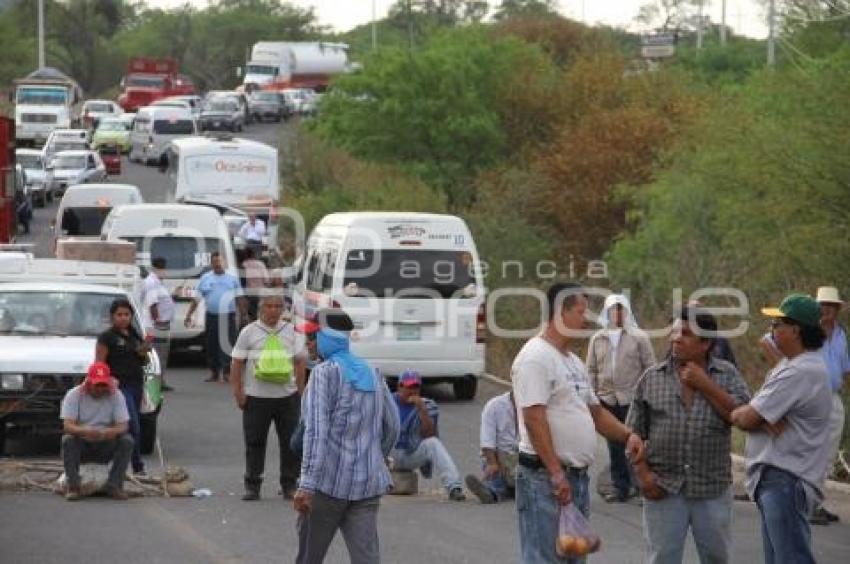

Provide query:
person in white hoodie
left=587, top=294, right=656, bottom=502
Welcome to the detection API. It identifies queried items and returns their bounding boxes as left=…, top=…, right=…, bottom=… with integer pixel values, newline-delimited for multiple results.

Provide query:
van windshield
left=153, top=120, right=194, bottom=134
left=343, top=249, right=476, bottom=299
left=0, top=291, right=141, bottom=337
left=246, top=65, right=277, bottom=76
left=61, top=207, right=112, bottom=236
left=122, top=236, right=223, bottom=278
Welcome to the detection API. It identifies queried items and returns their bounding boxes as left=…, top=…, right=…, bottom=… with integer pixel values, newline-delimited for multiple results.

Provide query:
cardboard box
left=56, top=239, right=136, bottom=264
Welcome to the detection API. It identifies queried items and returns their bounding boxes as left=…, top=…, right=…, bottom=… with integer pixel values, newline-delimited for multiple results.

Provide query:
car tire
left=139, top=413, right=157, bottom=455
left=453, top=375, right=478, bottom=401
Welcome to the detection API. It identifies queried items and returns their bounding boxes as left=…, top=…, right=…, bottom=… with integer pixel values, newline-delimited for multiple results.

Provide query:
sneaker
left=809, top=507, right=830, bottom=526
left=448, top=487, right=466, bottom=502
left=65, top=487, right=81, bottom=501
left=465, top=475, right=496, bottom=504
left=242, top=490, right=260, bottom=501
left=204, top=372, right=220, bottom=382
left=133, top=469, right=147, bottom=479
left=822, top=507, right=840, bottom=523
left=104, top=485, right=129, bottom=501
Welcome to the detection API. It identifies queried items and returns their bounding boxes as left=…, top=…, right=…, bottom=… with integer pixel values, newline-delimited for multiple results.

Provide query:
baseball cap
left=761, top=293, right=821, bottom=328
left=317, top=308, right=354, bottom=332
left=295, top=320, right=320, bottom=334
left=87, top=362, right=111, bottom=385
left=399, top=369, right=421, bottom=388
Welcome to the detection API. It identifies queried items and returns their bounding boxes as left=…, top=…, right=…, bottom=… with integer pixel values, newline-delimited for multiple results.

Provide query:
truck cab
left=13, top=67, right=83, bottom=146
left=118, top=58, right=196, bottom=113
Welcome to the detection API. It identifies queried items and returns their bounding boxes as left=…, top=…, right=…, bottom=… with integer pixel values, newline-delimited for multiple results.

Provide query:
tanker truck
left=242, top=42, right=353, bottom=93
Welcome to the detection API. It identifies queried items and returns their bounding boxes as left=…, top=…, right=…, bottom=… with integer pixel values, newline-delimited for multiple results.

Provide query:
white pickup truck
left=0, top=258, right=162, bottom=455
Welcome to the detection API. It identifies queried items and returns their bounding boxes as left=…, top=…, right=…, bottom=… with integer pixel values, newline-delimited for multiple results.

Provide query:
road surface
left=3, top=120, right=849, bottom=563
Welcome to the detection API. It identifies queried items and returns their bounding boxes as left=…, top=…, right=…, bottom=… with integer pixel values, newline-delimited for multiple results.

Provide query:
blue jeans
left=392, top=437, right=462, bottom=493
left=119, top=385, right=144, bottom=473
left=602, top=402, right=633, bottom=497
left=480, top=457, right=514, bottom=501
left=754, top=466, right=816, bottom=564
left=516, top=463, right=590, bottom=564
left=642, top=487, right=733, bottom=564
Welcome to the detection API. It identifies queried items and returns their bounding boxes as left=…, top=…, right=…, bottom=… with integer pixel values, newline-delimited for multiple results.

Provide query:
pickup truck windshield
left=17, top=87, right=67, bottom=105
left=0, top=291, right=141, bottom=337
left=342, top=249, right=477, bottom=299
left=61, top=207, right=112, bottom=236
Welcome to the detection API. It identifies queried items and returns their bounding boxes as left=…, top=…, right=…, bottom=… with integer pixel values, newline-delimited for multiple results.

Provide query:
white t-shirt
left=511, top=336, right=599, bottom=468
left=480, top=391, right=518, bottom=453
left=238, top=219, right=266, bottom=242
left=141, top=272, right=175, bottom=329
left=232, top=320, right=305, bottom=398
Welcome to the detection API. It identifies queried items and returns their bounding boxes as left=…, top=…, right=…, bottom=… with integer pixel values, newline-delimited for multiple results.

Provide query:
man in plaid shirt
left=627, top=307, right=750, bottom=564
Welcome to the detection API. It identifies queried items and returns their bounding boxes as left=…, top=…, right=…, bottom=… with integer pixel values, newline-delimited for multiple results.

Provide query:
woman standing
left=96, top=298, right=150, bottom=475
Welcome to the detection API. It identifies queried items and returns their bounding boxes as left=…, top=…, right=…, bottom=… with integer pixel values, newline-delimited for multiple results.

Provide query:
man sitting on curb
left=60, top=362, right=134, bottom=501
left=465, top=390, right=518, bottom=504
left=390, top=370, right=466, bottom=501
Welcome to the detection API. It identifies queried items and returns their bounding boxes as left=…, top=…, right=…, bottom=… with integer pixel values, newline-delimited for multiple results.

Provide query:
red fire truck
left=117, top=58, right=196, bottom=113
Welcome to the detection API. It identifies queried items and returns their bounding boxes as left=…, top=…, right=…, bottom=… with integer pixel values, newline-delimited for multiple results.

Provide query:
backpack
left=254, top=326, right=293, bottom=384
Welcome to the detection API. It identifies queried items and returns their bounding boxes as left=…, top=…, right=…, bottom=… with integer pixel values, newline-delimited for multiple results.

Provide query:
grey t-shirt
left=60, top=385, right=129, bottom=430
left=744, top=351, right=833, bottom=499
left=232, top=320, right=305, bottom=398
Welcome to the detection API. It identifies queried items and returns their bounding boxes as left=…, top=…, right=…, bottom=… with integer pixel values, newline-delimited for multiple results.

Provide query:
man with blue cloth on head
left=294, top=308, right=400, bottom=564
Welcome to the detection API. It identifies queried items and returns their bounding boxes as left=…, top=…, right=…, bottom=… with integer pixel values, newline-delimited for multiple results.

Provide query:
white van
left=296, top=212, right=485, bottom=399
left=53, top=183, right=143, bottom=251
left=129, top=106, right=196, bottom=165
left=101, top=204, right=238, bottom=347
left=165, top=135, right=279, bottom=252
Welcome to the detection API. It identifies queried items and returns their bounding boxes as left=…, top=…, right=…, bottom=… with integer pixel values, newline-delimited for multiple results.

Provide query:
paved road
left=4, top=120, right=850, bottom=563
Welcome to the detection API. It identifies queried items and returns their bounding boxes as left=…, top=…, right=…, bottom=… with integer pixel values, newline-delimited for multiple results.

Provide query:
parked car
left=248, top=91, right=284, bottom=122
left=15, top=149, right=50, bottom=207
left=91, top=117, right=131, bottom=153
left=43, top=129, right=90, bottom=163
left=81, top=99, right=122, bottom=130
left=199, top=98, right=244, bottom=132
left=99, top=144, right=121, bottom=175
left=45, top=150, right=107, bottom=197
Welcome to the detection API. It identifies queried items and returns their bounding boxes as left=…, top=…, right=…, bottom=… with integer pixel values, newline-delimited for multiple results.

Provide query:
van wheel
left=453, top=375, right=477, bottom=401
left=140, top=414, right=157, bottom=455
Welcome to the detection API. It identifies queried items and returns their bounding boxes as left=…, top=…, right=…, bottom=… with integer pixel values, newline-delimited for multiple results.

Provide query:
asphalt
left=3, top=120, right=850, bottom=563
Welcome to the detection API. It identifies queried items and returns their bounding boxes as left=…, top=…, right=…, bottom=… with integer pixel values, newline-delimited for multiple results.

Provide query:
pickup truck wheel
left=139, top=414, right=157, bottom=455
left=452, top=375, right=478, bottom=401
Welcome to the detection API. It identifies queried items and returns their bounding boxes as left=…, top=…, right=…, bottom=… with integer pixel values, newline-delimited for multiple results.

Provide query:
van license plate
left=397, top=325, right=421, bottom=341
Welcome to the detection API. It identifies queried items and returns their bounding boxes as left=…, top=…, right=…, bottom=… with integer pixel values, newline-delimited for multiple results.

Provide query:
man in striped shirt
left=294, top=309, right=400, bottom=564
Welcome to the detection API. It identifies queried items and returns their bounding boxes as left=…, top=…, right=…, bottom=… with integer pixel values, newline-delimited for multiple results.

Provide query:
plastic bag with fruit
left=555, top=502, right=601, bottom=559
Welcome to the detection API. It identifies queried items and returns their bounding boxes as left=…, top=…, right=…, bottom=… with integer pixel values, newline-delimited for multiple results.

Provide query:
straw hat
left=815, top=286, right=843, bottom=305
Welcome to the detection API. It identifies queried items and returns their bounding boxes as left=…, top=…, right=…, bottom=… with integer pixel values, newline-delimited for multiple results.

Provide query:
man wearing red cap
left=60, top=362, right=134, bottom=501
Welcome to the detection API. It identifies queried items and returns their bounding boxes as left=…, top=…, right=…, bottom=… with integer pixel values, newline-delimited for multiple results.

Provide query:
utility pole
left=38, top=0, right=45, bottom=68
left=407, top=0, right=414, bottom=51
left=371, top=0, right=377, bottom=51
left=696, top=0, right=704, bottom=50
left=767, top=0, right=776, bottom=66
left=720, top=0, right=727, bottom=46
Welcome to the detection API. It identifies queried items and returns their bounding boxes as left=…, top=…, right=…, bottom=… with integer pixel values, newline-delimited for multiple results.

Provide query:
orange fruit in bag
left=558, top=535, right=577, bottom=554
left=573, top=537, right=590, bottom=556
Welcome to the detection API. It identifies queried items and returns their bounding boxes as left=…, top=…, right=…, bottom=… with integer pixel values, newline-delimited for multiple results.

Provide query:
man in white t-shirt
left=142, top=257, right=176, bottom=391
left=512, top=282, right=645, bottom=564
left=231, top=292, right=306, bottom=501
left=238, top=214, right=266, bottom=257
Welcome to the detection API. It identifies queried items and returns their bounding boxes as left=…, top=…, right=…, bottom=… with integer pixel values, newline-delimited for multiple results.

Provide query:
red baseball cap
left=87, top=362, right=111, bottom=385
left=295, top=320, right=320, bottom=335
left=399, top=369, right=422, bottom=388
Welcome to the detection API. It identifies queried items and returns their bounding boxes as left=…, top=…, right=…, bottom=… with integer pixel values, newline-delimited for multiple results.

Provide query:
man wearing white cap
left=813, top=286, right=850, bottom=524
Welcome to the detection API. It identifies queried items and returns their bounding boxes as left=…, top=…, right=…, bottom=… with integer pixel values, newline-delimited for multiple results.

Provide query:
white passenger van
left=164, top=134, right=279, bottom=253
left=129, top=106, right=196, bottom=165
left=296, top=212, right=485, bottom=399
left=101, top=204, right=237, bottom=348
left=53, top=183, right=143, bottom=251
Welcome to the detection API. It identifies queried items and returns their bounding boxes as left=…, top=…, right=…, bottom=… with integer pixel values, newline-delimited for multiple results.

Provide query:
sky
left=146, top=1, right=769, bottom=39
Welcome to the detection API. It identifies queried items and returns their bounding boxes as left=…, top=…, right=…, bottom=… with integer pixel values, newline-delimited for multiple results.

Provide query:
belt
left=518, top=452, right=587, bottom=476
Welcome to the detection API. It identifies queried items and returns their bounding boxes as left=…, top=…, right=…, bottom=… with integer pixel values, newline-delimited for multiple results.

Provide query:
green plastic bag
left=254, top=332, right=293, bottom=384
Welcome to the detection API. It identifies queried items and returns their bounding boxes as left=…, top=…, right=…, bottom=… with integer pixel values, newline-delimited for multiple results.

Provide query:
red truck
left=0, top=116, right=17, bottom=243
left=117, top=58, right=196, bottom=113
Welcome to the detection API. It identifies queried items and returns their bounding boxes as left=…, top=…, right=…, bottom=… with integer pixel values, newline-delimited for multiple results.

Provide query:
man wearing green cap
left=731, top=294, right=833, bottom=564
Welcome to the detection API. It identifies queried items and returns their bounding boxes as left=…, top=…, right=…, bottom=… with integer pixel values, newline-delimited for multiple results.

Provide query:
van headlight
left=1, top=374, right=25, bottom=390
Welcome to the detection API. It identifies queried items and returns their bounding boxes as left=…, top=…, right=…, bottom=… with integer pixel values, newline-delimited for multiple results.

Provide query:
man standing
left=185, top=252, right=245, bottom=382
left=295, top=309, right=400, bottom=564
left=231, top=293, right=306, bottom=501
left=627, top=307, right=751, bottom=564
left=465, top=390, right=518, bottom=504
left=587, top=294, right=655, bottom=503
left=811, top=286, right=850, bottom=524
left=142, top=257, right=175, bottom=391
left=60, top=362, right=134, bottom=501
left=238, top=214, right=266, bottom=257
left=513, top=282, right=644, bottom=563
left=390, top=370, right=466, bottom=501
left=732, top=294, right=833, bottom=564
left=240, top=247, right=269, bottom=321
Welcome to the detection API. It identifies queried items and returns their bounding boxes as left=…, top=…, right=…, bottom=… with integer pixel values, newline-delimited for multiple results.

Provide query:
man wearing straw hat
left=811, top=286, right=850, bottom=524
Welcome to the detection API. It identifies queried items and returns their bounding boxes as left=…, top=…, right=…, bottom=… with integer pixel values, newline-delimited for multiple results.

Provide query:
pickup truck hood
left=0, top=335, right=94, bottom=374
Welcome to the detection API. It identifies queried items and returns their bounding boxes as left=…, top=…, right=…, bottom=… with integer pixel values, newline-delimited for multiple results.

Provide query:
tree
left=492, top=0, right=558, bottom=21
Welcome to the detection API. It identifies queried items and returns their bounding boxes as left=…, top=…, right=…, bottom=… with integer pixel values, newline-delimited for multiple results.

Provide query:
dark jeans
left=120, top=384, right=144, bottom=473
left=205, top=312, right=236, bottom=374
left=602, top=401, right=633, bottom=497
left=61, top=434, right=133, bottom=489
left=243, top=393, right=301, bottom=492
left=755, top=466, right=817, bottom=564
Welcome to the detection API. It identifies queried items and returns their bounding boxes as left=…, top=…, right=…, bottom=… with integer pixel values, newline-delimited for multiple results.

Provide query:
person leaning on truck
left=142, top=257, right=175, bottom=392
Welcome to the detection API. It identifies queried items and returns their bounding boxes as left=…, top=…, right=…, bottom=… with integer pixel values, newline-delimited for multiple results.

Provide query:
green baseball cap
left=761, top=293, right=821, bottom=327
